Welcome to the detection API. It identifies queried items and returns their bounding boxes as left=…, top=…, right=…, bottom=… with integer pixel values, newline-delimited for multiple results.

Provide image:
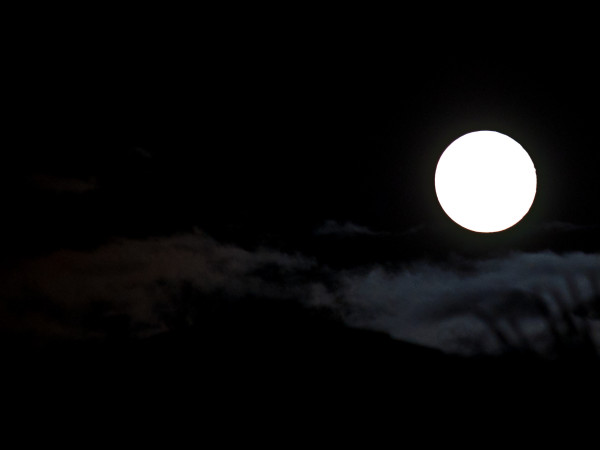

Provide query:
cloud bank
left=329, top=252, right=600, bottom=355
left=0, top=230, right=319, bottom=341
left=1, top=228, right=599, bottom=357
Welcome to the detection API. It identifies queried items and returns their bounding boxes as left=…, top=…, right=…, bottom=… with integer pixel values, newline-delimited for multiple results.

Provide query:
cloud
left=326, top=251, right=600, bottom=356
left=314, top=220, right=383, bottom=237
left=541, top=221, right=598, bottom=233
left=132, top=147, right=153, bottom=159
left=2, top=226, right=599, bottom=359
left=0, top=230, right=320, bottom=341
left=26, top=173, right=98, bottom=193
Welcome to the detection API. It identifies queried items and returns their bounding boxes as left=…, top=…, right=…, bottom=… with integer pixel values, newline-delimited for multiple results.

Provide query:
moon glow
left=435, top=131, right=537, bottom=233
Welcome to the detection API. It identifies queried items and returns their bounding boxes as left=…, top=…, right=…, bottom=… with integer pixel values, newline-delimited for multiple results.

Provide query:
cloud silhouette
left=26, top=173, right=99, bottom=193
left=0, top=230, right=320, bottom=341
left=1, top=226, right=598, bottom=358
left=315, top=220, right=383, bottom=237
left=329, top=251, right=600, bottom=356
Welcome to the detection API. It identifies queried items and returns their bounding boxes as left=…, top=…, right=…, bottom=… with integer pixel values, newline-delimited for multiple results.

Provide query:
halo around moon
left=434, top=131, right=537, bottom=233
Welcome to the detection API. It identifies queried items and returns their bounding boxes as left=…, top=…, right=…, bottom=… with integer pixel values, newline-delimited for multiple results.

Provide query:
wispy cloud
left=0, top=230, right=320, bottom=340
left=26, top=173, right=98, bottom=193
left=540, top=221, right=599, bottom=233
left=315, top=220, right=383, bottom=237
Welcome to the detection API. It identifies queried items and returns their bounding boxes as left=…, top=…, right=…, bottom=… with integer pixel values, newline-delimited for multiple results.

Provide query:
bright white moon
left=435, top=131, right=537, bottom=233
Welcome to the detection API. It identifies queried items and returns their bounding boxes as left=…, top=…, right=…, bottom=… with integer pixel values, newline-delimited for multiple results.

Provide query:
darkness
left=2, top=8, right=600, bottom=433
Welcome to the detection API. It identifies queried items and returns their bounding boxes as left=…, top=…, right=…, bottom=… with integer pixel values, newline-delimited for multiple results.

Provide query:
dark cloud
left=326, top=251, right=600, bottom=356
left=315, top=220, right=383, bottom=237
left=132, top=147, right=153, bottom=159
left=26, top=173, right=98, bottom=193
left=541, top=221, right=599, bottom=233
left=2, top=227, right=598, bottom=359
left=0, top=230, right=320, bottom=341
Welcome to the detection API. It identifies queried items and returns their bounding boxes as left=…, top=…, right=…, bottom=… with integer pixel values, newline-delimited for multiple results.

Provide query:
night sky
left=3, top=11, right=600, bottom=428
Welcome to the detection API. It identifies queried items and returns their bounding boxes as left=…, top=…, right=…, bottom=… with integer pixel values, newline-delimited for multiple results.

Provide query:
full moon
left=435, top=131, right=537, bottom=233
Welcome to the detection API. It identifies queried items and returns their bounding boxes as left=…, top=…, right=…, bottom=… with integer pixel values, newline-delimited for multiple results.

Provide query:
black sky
left=8, top=32, right=600, bottom=243
left=3, top=11, right=600, bottom=416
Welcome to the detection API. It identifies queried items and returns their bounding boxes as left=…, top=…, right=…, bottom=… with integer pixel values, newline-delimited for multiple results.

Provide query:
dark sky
left=7, top=27, right=599, bottom=250
left=2, top=12, right=600, bottom=413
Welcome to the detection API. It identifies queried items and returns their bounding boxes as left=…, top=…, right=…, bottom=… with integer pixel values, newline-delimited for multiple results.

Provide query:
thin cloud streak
left=314, top=220, right=383, bottom=237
